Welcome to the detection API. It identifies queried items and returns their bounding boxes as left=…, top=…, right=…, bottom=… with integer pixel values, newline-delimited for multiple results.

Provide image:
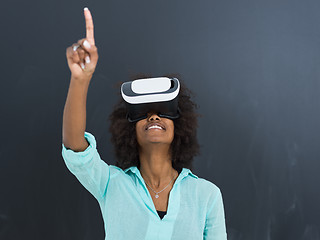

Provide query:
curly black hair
left=109, top=74, right=199, bottom=172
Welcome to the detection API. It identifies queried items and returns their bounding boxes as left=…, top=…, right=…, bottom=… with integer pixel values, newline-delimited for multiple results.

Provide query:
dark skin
left=63, top=8, right=98, bottom=151
left=136, top=113, right=179, bottom=211
left=63, top=8, right=177, bottom=212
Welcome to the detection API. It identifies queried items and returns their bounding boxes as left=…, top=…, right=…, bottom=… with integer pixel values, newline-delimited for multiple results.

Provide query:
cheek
left=135, top=121, right=144, bottom=144
left=168, top=122, right=175, bottom=140
left=171, top=127, right=175, bottom=140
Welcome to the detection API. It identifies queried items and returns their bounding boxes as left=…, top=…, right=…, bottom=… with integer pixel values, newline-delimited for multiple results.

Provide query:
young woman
left=62, top=7, right=227, bottom=240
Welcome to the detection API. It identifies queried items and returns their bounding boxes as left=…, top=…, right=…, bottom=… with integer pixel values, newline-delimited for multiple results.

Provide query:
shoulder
left=182, top=170, right=222, bottom=198
left=181, top=173, right=224, bottom=217
left=109, top=165, right=125, bottom=178
left=194, top=177, right=222, bottom=198
left=197, top=177, right=221, bottom=191
left=108, top=165, right=136, bottom=183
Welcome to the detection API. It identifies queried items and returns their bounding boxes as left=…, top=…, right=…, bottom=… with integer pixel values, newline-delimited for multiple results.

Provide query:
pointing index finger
left=84, top=7, right=95, bottom=45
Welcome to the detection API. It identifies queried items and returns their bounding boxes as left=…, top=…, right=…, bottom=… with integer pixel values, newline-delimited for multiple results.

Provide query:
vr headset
left=121, top=77, right=180, bottom=122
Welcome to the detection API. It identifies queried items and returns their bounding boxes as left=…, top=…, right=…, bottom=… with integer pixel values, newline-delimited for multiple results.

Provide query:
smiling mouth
left=148, top=125, right=163, bottom=130
left=145, top=123, right=166, bottom=131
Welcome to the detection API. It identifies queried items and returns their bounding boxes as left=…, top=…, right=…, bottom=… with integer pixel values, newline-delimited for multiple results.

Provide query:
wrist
left=70, top=74, right=92, bottom=85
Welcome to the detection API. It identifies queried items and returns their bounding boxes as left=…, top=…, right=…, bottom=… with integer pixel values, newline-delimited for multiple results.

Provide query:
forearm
left=63, top=7, right=98, bottom=152
left=62, top=77, right=91, bottom=151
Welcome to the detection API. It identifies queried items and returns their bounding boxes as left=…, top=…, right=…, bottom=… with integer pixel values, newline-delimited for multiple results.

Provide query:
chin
left=145, top=138, right=173, bottom=145
left=147, top=139, right=168, bottom=144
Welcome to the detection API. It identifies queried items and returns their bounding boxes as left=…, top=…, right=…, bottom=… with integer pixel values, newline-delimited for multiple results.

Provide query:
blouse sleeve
left=62, top=132, right=110, bottom=202
left=203, top=189, right=227, bottom=240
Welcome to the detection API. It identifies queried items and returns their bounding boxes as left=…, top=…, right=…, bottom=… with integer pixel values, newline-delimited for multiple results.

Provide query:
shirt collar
left=182, top=168, right=198, bottom=179
left=124, top=166, right=140, bottom=175
left=124, top=166, right=198, bottom=180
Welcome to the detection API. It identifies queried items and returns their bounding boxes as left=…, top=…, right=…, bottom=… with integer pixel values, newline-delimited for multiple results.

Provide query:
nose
left=147, top=113, right=160, bottom=121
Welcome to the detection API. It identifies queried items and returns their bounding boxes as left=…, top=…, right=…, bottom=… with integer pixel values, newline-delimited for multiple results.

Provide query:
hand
left=66, top=8, right=99, bottom=80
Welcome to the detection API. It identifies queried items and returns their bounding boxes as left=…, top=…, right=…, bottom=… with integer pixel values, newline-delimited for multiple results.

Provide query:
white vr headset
left=121, top=77, right=180, bottom=122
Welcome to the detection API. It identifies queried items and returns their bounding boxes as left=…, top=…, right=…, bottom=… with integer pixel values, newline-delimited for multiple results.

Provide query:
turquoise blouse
left=62, top=132, right=227, bottom=240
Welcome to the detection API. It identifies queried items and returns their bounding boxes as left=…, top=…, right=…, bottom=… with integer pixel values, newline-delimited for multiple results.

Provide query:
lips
left=145, top=123, right=166, bottom=131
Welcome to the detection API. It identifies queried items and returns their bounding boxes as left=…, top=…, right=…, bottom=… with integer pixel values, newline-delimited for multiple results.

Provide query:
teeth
left=148, top=125, right=163, bottom=130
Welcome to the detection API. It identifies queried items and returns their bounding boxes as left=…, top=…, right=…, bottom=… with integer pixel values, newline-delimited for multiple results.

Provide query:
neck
left=139, top=144, right=177, bottom=189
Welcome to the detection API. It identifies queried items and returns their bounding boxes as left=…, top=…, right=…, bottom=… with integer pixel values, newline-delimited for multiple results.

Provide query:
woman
left=62, top=7, right=227, bottom=240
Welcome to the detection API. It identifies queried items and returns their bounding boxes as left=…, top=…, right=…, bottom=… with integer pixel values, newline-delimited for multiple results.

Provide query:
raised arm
left=63, top=8, right=99, bottom=151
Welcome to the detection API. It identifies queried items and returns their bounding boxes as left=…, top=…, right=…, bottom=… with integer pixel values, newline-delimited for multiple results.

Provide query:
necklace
left=144, top=173, right=177, bottom=199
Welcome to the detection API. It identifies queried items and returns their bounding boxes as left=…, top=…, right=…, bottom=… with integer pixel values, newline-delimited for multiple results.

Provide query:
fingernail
left=83, top=40, right=91, bottom=49
left=80, top=63, right=85, bottom=69
left=73, top=45, right=79, bottom=51
left=84, top=7, right=89, bottom=11
left=85, top=56, right=91, bottom=64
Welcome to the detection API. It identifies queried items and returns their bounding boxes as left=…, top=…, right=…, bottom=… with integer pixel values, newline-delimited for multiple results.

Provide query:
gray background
left=1, top=0, right=320, bottom=239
